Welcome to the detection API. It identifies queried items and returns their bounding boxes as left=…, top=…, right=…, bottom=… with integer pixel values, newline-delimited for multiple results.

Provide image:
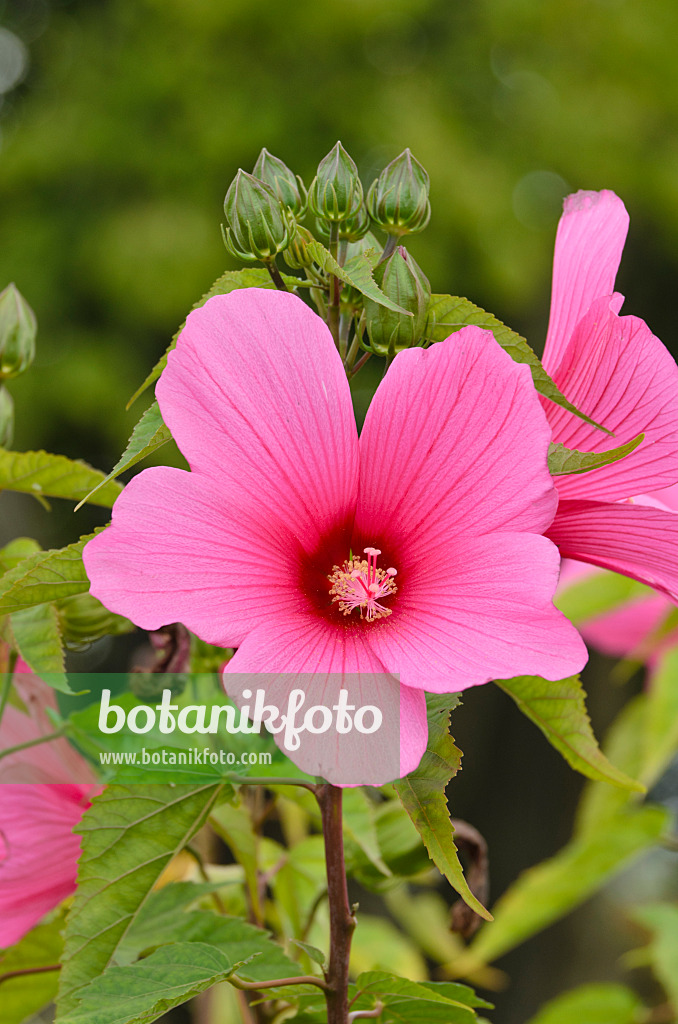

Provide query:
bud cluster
left=221, top=142, right=433, bottom=367
left=0, top=283, right=38, bottom=447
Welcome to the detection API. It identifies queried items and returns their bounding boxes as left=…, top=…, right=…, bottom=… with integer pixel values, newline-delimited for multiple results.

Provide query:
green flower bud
left=364, top=247, right=431, bottom=357
left=0, top=385, right=13, bottom=447
left=0, top=283, right=37, bottom=380
left=308, top=142, right=363, bottom=223
left=366, top=149, right=431, bottom=236
left=58, top=592, right=134, bottom=649
left=223, top=170, right=296, bottom=263
left=282, top=224, right=315, bottom=270
left=253, top=148, right=307, bottom=217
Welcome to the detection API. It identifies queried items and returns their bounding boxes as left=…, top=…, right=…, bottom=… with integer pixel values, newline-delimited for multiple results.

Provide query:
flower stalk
left=317, top=784, right=356, bottom=1024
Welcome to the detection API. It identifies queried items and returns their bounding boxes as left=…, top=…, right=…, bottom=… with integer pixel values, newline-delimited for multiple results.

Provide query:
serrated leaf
left=0, top=915, right=64, bottom=1024
left=496, top=674, right=644, bottom=790
left=452, top=805, right=669, bottom=972
left=118, top=902, right=299, bottom=984
left=547, top=434, right=643, bottom=475
left=630, top=904, right=678, bottom=1006
left=10, top=601, right=65, bottom=677
left=0, top=448, right=123, bottom=507
left=127, top=267, right=296, bottom=407
left=56, top=784, right=225, bottom=1017
left=57, top=941, right=250, bottom=1024
left=350, top=971, right=481, bottom=1023
left=291, top=940, right=327, bottom=969
left=307, top=239, right=411, bottom=314
left=75, top=402, right=171, bottom=510
left=394, top=695, right=491, bottom=921
left=0, top=533, right=95, bottom=615
left=426, top=294, right=611, bottom=433
left=525, top=983, right=643, bottom=1024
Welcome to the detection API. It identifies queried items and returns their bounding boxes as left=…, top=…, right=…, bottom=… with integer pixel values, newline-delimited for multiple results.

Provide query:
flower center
left=328, top=546, right=398, bottom=621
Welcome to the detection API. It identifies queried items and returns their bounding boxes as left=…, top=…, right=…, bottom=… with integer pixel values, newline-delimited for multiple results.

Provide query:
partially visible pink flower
left=539, top=190, right=678, bottom=600
left=84, top=288, right=586, bottom=784
left=0, top=667, right=99, bottom=947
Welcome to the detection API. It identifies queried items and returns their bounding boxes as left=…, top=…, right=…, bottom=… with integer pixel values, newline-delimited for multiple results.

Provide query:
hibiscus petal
left=548, top=499, right=678, bottom=601
left=581, top=593, right=670, bottom=659
left=365, top=533, right=587, bottom=692
left=156, top=288, right=359, bottom=547
left=223, top=614, right=428, bottom=784
left=544, top=298, right=678, bottom=501
left=543, top=190, right=629, bottom=374
left=0, top=784, right=88, bottom=946
left=355, top=326, right=558, bottom=557
left=84, top=466, right=308, bottom=646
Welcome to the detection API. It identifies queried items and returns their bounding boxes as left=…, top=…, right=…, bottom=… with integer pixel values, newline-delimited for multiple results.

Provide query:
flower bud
left=0, top=385, right=13, bottom=447
left=223, top=170, right=295, bottom=263
left=366, top=149, right=431, bottom=236
left=308, top=142, right=363, bottom=223
left=253, top=148, right=307, bottom=217
left=58, top=593, right=133, bottom=649
left=282, top=224, right=315, bottom=270
left=364, top=247, right=431, bottom=356
left=0, top=283, right=37, bottom=380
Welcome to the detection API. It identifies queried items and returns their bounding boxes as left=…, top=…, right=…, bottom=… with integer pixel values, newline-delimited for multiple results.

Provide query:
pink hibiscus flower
left=83, top=288, right=585, bottom=783
left=0, top=667, right=99, bottom=947
left=540, top=190, right=678, bottom=598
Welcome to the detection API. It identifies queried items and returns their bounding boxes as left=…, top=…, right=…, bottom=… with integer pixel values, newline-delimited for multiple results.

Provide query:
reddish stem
left=317, top=784, right=356, bottom=1024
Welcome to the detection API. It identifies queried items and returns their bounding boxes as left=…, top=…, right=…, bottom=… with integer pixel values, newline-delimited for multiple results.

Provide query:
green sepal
left=547, top=434, right=643, bottom=475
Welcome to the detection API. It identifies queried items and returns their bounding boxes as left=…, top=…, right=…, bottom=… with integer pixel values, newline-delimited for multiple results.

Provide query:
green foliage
left=395, top=694, right=491, bottom=920
left=348, top=971, right=492, bottom=1023
left=0, top=916, right=64, bottom=1024
left=640, top=646, right=678, bottom=786
left=525, top=983, right=644, bottom=1024
left=56, top=942, right=252, bottom=1024
left=426, top=294, right=610, bottom=432
left=631, top=904, right=678, bottom=1007
left=76, top=402, right=171, bottom=509
left=496, top=674, right=644, bottom=789
left=547, top=435, right=644, bottom=475
left=56, top=784, right=226, bottom=1018
left=0, top=532, right=94, bottom=615
left=453, top=804, right=669, bottom=972
left=0, top=448, right=123, bottom=507
left=10, top=600, right=65, bottom=676
left=306, top=239, right=411, bottom=313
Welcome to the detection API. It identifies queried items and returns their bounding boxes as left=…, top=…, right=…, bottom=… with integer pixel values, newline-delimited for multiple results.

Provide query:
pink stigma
left=328, top=547, right=398, bottom=621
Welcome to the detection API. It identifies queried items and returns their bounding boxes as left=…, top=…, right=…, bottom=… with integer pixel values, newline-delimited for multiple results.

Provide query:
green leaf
left=307, top=240, right=412, bottom=314
left=0, top=916, right=64, bottom=1024
left=496, top=675, right=644, bottom=790
left=525, top=983, right=643, bottom=1024
left=0, top=536, right=41, bottom=572
left=453, top=805, right=669, bottom=971
left=0, top=532, right=95, bottom=615
left=0, top=448, right=123, bottom=507
left=641, top=646, right=678, bottom=786
left=394, top=695, right=492, bottom=921
left=127, top=267, right=295, bottom=407
left=554, top=569, right=649, bottom=626
left=547, top=434, right=643, bottom=475
left=75, top=402, right=171, bottom=510
left=10, top=601, right=65, bottom=677
left=290, top=940, right=327, bottom=970
left=342, top=788, right=391, bottom=877
left=350, top=971, right=484, bottom=1023
left=119, top=904, right=299, bottom=983
left=56, top=783, right=225, bottom=1018
left=57, top=942, right=251, bottom=1024
left=426, top=294, right=611, bottom=433
left=631, top=904, right=678, bottom=1006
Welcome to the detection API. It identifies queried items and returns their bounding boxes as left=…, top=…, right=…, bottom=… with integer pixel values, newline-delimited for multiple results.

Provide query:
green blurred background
left=2, top=1, right=677, bottom=1021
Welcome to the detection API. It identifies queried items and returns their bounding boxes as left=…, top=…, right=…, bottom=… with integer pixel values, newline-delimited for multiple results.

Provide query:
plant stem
left=328, top=222, right=341, bottom=348
left=377, top=234, right=397, bottom=265
left=317, top=784, right=356, bottom=1024
left=0, top=724, right=69, bottom=762
left=265, top=259, right=289, bottom=292
left=0, top=964, right=60, bottom=986
left=231, top=974, right=328, bottom=992
left=0, top=649, right=18, bottom=730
